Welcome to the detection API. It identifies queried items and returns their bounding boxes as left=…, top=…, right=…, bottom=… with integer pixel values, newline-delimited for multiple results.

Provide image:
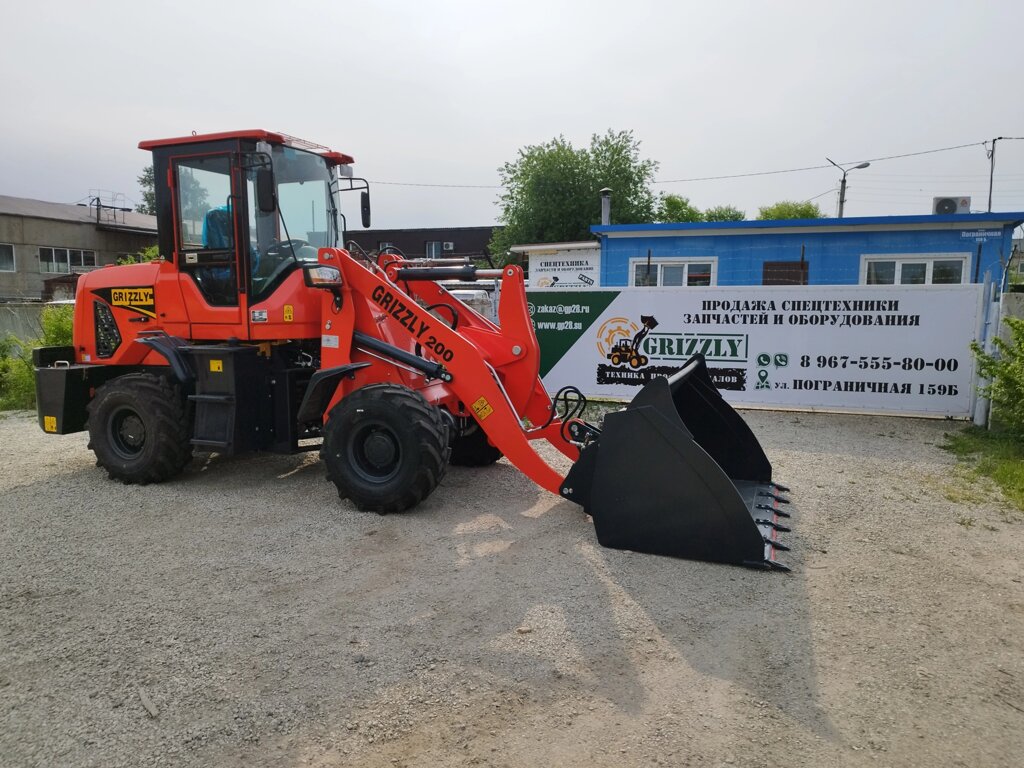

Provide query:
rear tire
left=321, top=384, right=450, bottom=513
left=449, top=422, right=502, bottom=467
left=87, top=373, right=192, bottom=485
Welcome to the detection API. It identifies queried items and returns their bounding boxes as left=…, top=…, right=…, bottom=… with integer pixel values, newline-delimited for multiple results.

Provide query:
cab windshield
left=248, top=145, right=341, bottom=302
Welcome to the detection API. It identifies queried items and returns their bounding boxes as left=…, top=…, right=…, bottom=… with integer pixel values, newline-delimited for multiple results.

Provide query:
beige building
left=0, top=195, right=156, bottom=301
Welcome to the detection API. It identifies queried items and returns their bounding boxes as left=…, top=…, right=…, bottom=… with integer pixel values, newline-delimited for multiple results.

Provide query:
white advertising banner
left=527, top=285, right=984, bottom=417
left=527, top=248, right=600, bottom=289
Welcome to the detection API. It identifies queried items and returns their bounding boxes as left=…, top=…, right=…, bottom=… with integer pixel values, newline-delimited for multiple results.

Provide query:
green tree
left=656, top=194, right=703, bottom=223
left=489, top=130, right=658, bottom=260
left=757, top=201, right=824, bottom=220
left=136, top=165, right=156, bottom=215
left=117, top=245, right=160, bottom=265
left=703, top=204, right=746, bottom=222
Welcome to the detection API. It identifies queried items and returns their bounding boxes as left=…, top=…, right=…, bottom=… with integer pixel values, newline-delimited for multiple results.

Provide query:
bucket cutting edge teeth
left=755, top=518, right=791, bottom=533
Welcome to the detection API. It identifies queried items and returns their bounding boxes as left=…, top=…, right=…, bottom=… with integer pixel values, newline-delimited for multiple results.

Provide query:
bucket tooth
left=756, top=502, right=791, bottom=519
left=755, top=518, right=791, bottom=533
left=559, top=354, right=794, bottom=569
left=772, top=482, right=791, bottom=493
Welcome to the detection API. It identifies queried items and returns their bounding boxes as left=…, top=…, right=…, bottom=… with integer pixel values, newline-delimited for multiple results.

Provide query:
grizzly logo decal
left=93, top=286, right=156, bottom=319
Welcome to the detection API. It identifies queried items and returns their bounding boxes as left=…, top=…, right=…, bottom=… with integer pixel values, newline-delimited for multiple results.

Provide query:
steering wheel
left=265, top=238, right=309, bottom=257
left=253, top=239, right=310, bottom=292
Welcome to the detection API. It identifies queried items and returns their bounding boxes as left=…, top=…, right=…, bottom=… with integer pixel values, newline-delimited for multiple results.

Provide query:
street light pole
left=826, top=158, right=871, bottom=218
left=987, top=137, right=1004, bottom=213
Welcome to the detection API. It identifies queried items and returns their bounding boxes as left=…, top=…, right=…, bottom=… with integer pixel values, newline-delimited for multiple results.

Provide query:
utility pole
left=987, top=137, right=1004, bottom=213
left=987, top=137, right=1024, bottom=212
left=826, top=158, right=870, bottom=218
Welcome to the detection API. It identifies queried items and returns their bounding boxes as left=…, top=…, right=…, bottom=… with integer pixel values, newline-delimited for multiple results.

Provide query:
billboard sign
left=527, top=285, right=984, bottom=417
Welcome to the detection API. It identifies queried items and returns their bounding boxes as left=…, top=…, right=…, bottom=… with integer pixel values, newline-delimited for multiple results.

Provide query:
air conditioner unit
left=442, top=241, right=455, bottom=251
left=933, top=196, right=971, bottom=215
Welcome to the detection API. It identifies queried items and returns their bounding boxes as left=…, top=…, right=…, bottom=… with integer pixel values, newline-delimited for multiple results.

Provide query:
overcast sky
left=3, top=0, right=1023, bottom=230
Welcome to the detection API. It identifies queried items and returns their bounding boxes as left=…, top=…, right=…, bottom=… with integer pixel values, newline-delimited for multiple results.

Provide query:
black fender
left=135, top=333, right=195, bottom=385
left=296, top=363, right=371, bottom=425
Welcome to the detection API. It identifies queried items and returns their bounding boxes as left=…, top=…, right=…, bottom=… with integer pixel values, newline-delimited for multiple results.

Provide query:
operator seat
left=202, top=206, right=232, bottom=249
left=193, top=206, right=236, bottom=306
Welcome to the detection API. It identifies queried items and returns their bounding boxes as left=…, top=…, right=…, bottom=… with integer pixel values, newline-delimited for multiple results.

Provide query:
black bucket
left=561, top=355, right=791, bottom=569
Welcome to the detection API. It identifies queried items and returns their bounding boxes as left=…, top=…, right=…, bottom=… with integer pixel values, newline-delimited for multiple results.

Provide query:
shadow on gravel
left=424, top=483, right=838, bottom=741
left=582, top=511, right=840, bottom=740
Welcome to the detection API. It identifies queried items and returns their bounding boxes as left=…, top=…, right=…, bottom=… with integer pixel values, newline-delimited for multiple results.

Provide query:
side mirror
left=302, top=263, right=343, bottom=290
left=360, top=190, right=371, bottom=228
left=256, top=169, right=277, bottom=214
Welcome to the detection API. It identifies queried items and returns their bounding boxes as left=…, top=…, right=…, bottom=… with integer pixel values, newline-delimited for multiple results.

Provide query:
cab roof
left=138, top=130, right=354, bottom=165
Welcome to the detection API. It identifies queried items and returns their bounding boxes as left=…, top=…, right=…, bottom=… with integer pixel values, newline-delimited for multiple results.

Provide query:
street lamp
left=826, top=158, right=871, bottom=218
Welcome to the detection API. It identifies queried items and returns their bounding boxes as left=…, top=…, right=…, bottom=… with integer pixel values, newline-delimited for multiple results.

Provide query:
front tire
left=321, top=384, right=450, bottom=513
left=87, top=373, right=192, bottom=484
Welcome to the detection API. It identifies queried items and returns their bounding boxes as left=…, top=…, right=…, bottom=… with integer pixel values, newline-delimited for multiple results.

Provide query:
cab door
left=170, top=153, right=247, bottom=339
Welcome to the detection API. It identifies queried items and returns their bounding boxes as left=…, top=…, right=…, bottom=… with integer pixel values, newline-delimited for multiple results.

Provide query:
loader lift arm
left=316, top=249, right=581, bottom=497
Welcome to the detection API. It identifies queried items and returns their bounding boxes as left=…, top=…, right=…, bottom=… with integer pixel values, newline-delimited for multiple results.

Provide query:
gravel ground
left=1, top=407, right=1022, bottom=767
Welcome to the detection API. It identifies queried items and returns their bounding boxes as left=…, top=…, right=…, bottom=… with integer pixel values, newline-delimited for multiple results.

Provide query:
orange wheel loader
left=32, top=130, right=791, bottom=569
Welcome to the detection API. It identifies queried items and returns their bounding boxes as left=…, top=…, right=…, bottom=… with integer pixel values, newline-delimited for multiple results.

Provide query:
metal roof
left=0, top=195, right=157, bottom=232
left=592, top=212, right=1024, bottom=235
left=138, top=130, right=354, bottom=165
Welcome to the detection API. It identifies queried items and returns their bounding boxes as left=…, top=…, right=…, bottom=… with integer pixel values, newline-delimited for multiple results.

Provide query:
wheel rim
left=108, top=406, right=146, bottom=460
left=348, top=422, right=402, bottom=483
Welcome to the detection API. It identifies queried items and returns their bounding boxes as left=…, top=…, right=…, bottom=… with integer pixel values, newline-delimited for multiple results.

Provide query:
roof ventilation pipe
left=600, top=188, right=612, bottom=226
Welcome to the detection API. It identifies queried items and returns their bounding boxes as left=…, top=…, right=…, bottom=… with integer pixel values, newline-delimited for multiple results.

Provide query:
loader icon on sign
left=605, top=314, right=659, bottom=369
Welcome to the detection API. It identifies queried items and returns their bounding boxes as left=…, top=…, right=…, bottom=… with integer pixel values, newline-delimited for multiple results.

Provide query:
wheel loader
left=33, top=130, right=791, bottom=569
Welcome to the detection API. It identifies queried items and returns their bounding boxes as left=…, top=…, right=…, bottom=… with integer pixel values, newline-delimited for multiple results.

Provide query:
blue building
left=590, top=213, right=1024, bottom=289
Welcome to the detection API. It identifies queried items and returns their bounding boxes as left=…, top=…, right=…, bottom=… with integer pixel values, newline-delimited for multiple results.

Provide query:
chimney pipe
left=600, top=188, right=612, bottom=226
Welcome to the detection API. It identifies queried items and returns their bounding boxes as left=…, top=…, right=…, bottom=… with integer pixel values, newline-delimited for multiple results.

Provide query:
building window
left=39, top=247, right=97, bottom=273
left=861, top=254, right=968, bottom=285
left=629, top=258, right=716, bottom=287
left=0, top=243, right=13, bottom=272
left=424, top=241, right=442, bottom=258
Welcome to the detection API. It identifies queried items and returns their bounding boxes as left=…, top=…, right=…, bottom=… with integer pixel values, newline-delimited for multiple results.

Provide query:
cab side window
left=175, top=156, right=237, bottom=306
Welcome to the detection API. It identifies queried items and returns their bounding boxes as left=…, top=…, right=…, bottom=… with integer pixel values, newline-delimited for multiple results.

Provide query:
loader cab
left=139, top=130, right=363, bottom=340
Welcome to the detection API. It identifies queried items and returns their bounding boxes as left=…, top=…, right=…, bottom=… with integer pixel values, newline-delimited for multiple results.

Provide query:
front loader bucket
left=561, top=355, right=791, bottom=569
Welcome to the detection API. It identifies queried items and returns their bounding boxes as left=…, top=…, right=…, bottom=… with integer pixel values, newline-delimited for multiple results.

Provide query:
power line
left=366, top=140, right=997, bottom=190
left=653, top=141, right=985, bottom=184
left=368, top=180, right=501, bottom=189
left=803, top=187, right=837, bottom=202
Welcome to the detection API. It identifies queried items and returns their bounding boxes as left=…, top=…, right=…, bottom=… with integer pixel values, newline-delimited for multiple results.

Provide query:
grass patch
left=943, top=427, right=1024, bottom=512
